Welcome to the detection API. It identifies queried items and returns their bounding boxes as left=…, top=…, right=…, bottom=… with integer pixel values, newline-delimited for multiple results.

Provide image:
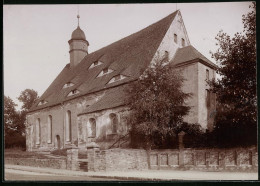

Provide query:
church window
left=36, top=118, right=41, bottom=145
left=68, top=89, right=80, bottom=96
left=89, top=60, right=103, bottom=69
left=63, top=82, right=74, bottom=89
left=182, top=38, right=185, bottom=47
left=89, top=118, right=96, bottom=137
left=109, top=113, right=118, bottom=134
left=107, top=74, right=127, bottom=84
left=65, top=110, right=72, bottom=142
left=206, top=69, right=209, bottom=81
left=174, top=34, right=177, bottom=43
left=47, top=115, right=52, bottom=143
left=206, top=89, right=210, bottom=108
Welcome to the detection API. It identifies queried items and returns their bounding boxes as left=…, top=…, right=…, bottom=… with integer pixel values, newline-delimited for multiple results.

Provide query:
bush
left=5, top=130, right=26, bottom=149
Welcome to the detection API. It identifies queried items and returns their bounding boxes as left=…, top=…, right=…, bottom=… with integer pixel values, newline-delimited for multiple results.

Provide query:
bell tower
left=68, top=14, right=89, bottom=68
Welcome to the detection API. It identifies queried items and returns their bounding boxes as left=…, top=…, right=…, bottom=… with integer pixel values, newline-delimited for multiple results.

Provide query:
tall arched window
left=109, top=113, right=118, bottom=134
left=47, top=115, right=52, bottom=143
left=174, top=34, right=177, bottom=43
left=36, top=118, right=41, bottom=145
left=65, top=110, right=72, bottom=142
left=89, top=118, right=96, bottom=137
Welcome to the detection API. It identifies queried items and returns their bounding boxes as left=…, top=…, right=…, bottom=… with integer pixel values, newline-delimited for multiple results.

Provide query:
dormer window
left=89, top=60, right=103, bottom=69
left=97, top=67, right=114, bottom=77
left=68, top=89, right=80, bottom=96
left=63, top=82, right=74, bottom=89
left=38, top=100, right=48, bottom=106
left=174, top=34, right=177, bottom=43
left=108, top=74, right=127, bottom=84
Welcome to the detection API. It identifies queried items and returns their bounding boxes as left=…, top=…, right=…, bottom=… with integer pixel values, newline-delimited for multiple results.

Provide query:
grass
left=5, top=148, right=49, bottom=159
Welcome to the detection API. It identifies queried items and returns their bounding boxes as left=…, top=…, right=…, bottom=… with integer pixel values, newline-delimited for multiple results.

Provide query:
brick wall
left=86, top=147, right=257, bottom=172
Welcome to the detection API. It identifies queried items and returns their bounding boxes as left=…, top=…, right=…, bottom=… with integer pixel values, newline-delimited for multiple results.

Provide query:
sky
left=4, top=2, right=252, bottom=110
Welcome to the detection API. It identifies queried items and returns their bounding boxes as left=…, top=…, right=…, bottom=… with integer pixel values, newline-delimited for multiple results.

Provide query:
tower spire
left=77, top=5, right=80, bottom=27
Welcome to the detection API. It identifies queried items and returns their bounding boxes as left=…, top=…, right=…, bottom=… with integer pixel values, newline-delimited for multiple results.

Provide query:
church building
left=26, top=10, right=217, bottom=151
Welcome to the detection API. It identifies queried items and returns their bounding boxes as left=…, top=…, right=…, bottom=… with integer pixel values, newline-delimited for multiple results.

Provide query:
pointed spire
left=77, top=5, right=80, bottom=27
left=77, top=14, right=80, bottom=27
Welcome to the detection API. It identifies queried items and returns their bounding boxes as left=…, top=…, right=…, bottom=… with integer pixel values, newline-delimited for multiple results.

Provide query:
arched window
left=109, top=113, right=118, bottom=134
left=65, top=110, right=72, bottom=142
left=174, top=34, right=177, bottom=43
left=47, top=115, right=52, bottom=143
left=89, top=118, right=96, bottom=137
left=36, top=118, right=41, bottom=145
left=181, top=38, right=185, bottom=47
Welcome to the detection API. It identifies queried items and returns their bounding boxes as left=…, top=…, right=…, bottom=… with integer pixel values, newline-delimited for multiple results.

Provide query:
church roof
left=171, top=45, right=217, bottom=69
left=29, top=10, right=179, bottom=112
left=79, top=85, right=129, bottom=115
left=71, top=26, right=86, bottom=40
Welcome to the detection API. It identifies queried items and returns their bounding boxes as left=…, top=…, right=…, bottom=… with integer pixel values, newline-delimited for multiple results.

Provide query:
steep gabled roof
left=171, top=45, right=217, bottom=68
left=79, top=85, right=129, bottom=115
left=29, top=11, right=179, bottom=112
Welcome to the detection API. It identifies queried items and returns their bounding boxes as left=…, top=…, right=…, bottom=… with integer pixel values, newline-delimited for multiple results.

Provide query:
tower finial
left=77, top=5, right=80, bottom=27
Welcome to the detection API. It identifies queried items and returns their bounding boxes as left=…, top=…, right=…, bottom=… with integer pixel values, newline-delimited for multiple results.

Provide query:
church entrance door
left=55, top=135, right=61, bottom=149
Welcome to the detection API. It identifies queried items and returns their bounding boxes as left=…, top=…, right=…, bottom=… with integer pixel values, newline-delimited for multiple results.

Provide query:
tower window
left=174, top=34, right=177, bottom=43
left=182, top=38, right=185, bottom=47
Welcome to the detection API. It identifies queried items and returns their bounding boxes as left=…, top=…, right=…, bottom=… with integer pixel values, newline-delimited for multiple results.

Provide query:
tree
left=4, top=96, right=25, bottom=148
left=126, top=56, right=191, bottom=149
left=18, top=89, right=39, bottom=111
left=17, top=89, right=39, bottom=135
left=4, top=96, right=19, bottom=133
left=209, top=3, right=256, bottom=146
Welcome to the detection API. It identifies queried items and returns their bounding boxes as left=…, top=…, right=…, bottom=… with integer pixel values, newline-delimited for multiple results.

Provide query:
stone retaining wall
left=5, top=158, right=67, bottom=169
left=87, top=146, right=257, bottom=172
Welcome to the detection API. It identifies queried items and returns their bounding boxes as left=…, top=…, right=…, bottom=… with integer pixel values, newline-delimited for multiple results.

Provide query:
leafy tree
left=209, top=3, right=256, bottom=147
left=4, top=96, right=19, bottom=133
left=126, top=56, right=191, bottom=149
left=4, top=96, right=26, bottom=148
left=17, top=89, right=39, bottom=135
left=18, top=89, right=39, bottom=111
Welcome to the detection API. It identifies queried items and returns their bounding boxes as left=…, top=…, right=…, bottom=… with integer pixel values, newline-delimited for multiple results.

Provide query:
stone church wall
left=77, top=106, right=130, bottom=150
left=26, top=87, right=122, bottom=151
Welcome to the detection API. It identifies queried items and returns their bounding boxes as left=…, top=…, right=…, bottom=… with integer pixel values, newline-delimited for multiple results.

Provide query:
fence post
left=66, top=146, right=79, bottom=171
left=178, top=131, right=185, bottom=168
left=86, top=142, right=100, bottom=172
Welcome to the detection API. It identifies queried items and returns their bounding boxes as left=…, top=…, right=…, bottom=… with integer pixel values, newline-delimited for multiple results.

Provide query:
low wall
left=88, top=149, right=148, bottom=171
left=5, top=158, right=67, bottom=169
left=149, top=147, right=258, bottom=171
left=87, top=147, right=258, bottom=172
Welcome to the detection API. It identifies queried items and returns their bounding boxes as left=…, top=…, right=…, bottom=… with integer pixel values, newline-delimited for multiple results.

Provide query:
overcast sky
left=4, top=2, right=252, bottom=109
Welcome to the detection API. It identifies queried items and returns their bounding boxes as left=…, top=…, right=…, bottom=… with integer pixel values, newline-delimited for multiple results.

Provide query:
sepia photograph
left=3, top=2, right=257, bottom=181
